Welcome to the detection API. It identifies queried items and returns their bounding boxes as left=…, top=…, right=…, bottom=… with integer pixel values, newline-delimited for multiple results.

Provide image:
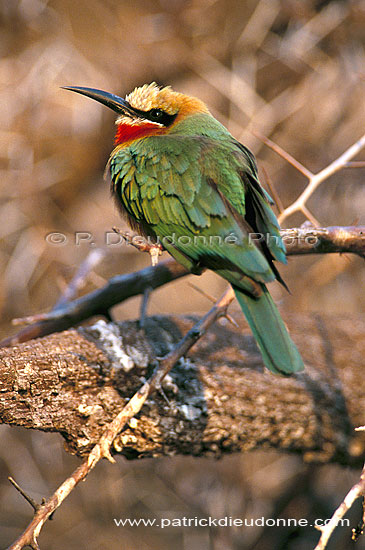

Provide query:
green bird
left=63, top=83, right=304, bottom=375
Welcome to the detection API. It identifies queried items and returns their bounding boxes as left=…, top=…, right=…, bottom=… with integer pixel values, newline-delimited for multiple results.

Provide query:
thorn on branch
left=188, top=282, right=238, bottom=327
left=8, top=477, right=40, bottom=513
left=352, top=497, right=365, bottom=542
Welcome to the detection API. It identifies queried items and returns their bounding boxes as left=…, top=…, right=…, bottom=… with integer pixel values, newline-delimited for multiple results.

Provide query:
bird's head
left=63, top=83, right=210, bottom=145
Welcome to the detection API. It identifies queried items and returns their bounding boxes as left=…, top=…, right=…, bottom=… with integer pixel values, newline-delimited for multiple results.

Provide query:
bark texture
left=0, top=313, right=364, bottom=466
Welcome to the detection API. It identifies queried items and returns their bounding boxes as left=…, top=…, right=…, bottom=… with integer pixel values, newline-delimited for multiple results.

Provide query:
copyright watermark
left=45, top=232, right=69, bottom=245
left=113, top=515, right=350, bottom=529
left=45, top=231, right=319, bottom=248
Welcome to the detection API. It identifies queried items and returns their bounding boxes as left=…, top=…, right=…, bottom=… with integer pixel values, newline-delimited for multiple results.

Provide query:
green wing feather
left=110, top=123, right=304, bottom=374
left=111, top=136, right=275, bottom=280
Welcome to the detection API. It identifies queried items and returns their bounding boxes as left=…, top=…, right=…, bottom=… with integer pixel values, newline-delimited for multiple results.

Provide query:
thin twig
left=277, top=132, right=365, bottom=224
left=54, top=248, right=106, bottom=309
left=253, top=129, right=314, bottom=178
left=139, top=287, right=152, bottom=329
left=300, top=205, right=321, bottom=227
left=2, top=226, right=364, bottom=348
left=12, top=249, right=106, bottom=326
left=0, top=259, right=189, bottom=348
left=6, top=287, right=234, bottom=550
left=188, top=282, right=239, bottom=327
left=344, top=161, right=365, bottom=168
left=314, top=463, right=365, bottom=550
left=8, top=478, right=40, bottom=513
left=112, top=227, right=163, bottom=265
left=255, top=131, right=365, bottom=226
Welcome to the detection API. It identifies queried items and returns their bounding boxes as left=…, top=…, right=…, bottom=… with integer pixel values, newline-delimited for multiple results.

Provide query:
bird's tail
left=233, top=285, right=304, bottom=375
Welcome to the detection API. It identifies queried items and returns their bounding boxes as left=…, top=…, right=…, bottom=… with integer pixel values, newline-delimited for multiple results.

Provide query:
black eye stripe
left=145, top=108, right=177, bottom=126
left=123, top=102, right=178, bottom=126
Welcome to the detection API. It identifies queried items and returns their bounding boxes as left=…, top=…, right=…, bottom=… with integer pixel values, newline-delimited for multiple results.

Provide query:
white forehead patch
left=125, top=82, right=179, bottom=115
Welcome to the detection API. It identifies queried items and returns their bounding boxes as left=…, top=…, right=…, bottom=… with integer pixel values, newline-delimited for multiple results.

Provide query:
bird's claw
left=149, top=246, right=162, bottom=266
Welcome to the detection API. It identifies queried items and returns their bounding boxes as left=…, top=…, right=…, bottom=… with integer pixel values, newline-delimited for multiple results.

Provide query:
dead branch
left=0, top=259, right=189, bottom=347
left=1, top=225, right=364, bottom=348
left=112, top=228, right=164, bottom=266
left=1, top=312, right=365, bottom=464
left=2, top=223, right=365, bottom=549
left=254, top=130, right=365, bottom=226
left=283, top=225, right=365, bottom=256
left=314, top=462, right=365, bottom=550
left=2, top=303, right=365, bottom=549
left=280, top=131, right=365, bottom=224
left=5, top=289, right=235, bottom=550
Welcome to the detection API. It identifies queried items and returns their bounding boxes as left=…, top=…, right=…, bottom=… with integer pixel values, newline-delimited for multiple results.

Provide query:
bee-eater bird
left=63, top=83, right=304, bottom=375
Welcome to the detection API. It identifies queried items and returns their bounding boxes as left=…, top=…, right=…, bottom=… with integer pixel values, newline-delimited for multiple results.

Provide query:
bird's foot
left=149, top=245, right=162, bottom=266
left=139, top=287, right=152, bottom=330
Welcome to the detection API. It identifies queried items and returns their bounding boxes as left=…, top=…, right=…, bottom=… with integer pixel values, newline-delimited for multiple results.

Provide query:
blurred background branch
left=1, top=1, right=365, bottom=549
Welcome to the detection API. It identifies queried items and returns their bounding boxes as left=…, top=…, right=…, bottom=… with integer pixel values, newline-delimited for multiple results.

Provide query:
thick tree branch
left=1, top=312, right=364, bottom=465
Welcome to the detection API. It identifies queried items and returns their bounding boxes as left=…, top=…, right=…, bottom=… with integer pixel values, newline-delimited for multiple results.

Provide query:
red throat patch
left=114, top=122, right=162, bottom=145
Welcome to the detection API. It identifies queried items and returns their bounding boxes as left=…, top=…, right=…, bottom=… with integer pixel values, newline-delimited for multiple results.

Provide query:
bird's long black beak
left=62, top=86, right=137, bottom=117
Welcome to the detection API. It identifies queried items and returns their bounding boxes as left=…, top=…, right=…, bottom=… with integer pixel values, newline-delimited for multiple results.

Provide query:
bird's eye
left=145, top=108, right=177, bottom=127
left=148, top=108, right=165, bottom=122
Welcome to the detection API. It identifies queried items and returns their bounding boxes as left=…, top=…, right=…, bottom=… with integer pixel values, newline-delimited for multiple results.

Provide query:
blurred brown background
left=1, top=0, right=365, bottom=549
